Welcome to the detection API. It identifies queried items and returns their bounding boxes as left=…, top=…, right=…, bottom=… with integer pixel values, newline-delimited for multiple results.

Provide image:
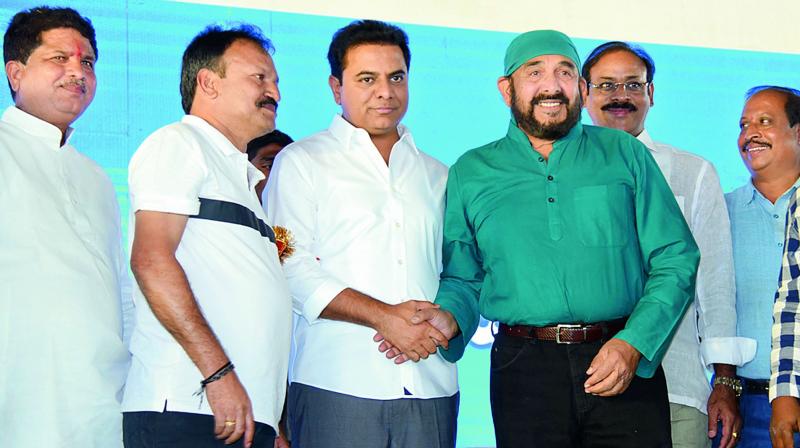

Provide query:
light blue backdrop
left=1, top=1, right=798, bottom=446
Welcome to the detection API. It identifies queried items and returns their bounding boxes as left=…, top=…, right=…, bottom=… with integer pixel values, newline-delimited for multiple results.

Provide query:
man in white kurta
left=0, top=6, right=132, bottom=447
left=584, top=41, right=755, bottom=448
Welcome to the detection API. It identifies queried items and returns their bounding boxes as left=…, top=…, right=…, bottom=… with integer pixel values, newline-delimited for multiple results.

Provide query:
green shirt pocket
left=573, top=184, right=633, bottom=247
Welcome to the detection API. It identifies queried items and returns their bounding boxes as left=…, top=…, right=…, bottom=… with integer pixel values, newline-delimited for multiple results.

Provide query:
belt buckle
left=555, top=324, right=583, bottom=344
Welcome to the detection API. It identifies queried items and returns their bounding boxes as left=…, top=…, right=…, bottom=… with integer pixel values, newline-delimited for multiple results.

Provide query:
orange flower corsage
left=273, top=225, right=295, bottom=264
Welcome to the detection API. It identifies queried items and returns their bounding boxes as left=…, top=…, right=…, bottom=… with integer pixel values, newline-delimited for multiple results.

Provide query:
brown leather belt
left=499, top=317, right=627, bottom=344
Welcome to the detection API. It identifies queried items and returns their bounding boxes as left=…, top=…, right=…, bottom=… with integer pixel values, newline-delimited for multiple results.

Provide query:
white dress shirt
left=266, top=115, right=458, bottom=399
left=0, top=106, right=133, bottom=447
left=638, top=130, right=755, bottom=412
left=123, top=115, right=292, bottom=429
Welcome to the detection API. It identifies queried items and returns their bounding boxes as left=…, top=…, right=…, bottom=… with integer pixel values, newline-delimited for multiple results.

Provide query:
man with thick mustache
left=405, top=30, right=699, bottom=447
left=0, top=6, right=133, bottom=447
left=726, top=86, right=800, bottom=447
left=123, top=25, right=290, bottom=448
left=584, top=41, right=754, bottom=448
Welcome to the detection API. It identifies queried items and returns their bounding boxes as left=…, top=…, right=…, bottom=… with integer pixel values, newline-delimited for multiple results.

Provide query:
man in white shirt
left=122, top=25, right=291, bottom=448
left=266, top=20, right=459, bottom=447
left=583, top=41, right=755, bottom=448
left=0, top=6, right=133, bottom=447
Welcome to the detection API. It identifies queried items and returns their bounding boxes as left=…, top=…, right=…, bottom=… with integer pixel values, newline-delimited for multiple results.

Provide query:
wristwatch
left=713, top=376, right=743, bottom=397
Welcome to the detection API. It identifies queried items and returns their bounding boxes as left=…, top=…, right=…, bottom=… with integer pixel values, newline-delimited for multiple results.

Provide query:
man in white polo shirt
left=122, top=25, right=290, bottom=448
left=266, top=20, right=458, bottom=447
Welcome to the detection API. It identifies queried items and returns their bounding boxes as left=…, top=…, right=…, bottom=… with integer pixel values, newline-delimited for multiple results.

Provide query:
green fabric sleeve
left=618, top=141, right=700, bottom=377
left=435, top=167, right=485, bottom=362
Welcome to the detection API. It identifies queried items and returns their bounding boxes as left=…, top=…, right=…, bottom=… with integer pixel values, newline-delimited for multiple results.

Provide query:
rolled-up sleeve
left=690, top=162, right=756, bottom=367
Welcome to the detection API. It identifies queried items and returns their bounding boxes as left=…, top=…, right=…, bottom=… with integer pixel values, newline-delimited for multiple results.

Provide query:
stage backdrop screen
left=1, top=1, right=798, bottom=446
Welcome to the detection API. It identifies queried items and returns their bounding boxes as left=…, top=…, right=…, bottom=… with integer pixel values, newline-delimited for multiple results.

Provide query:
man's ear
left=579, top=77, right=588, bottom=105
left=794, top=123, right=800, bottom=147
left=329, top=75, right=342, bottom=105
left=497, top=76, right=512, bottom=107
left=196, top=68, right=219, bottom=100
left=5, top=60, right=24, bottom=96
left=648, top=82, right=655, bottom=107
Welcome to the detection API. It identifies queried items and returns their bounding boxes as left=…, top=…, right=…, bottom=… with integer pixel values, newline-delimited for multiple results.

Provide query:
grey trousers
left=288, top=382, right=459, bottom=448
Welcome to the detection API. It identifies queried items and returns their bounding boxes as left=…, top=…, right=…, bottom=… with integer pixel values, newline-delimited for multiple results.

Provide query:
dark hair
left=327, top=20, right=410, bottom=81
left=246, top=129, right=294, bottom=160
left=746, top=86, right=800, bottom=128
left=582, top=41, right=655, bottom=84
left=180, top=24, right=274, bottom=114
left=3, top=6, right=97, bottom=99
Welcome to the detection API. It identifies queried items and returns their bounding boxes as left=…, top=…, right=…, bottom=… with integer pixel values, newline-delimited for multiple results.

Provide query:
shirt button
left=548, top=197, right=555, bottom=203
left=538, top=157, right=544, bottom=162
left=397, top=259, right=404, bottom=265
left=779, top=242, right=785, bottom=247
left=547, top=175, right=554, bottom=181
left=394, top=221, right=401, bottom=228
left=774, top=214, right=781, bottom=219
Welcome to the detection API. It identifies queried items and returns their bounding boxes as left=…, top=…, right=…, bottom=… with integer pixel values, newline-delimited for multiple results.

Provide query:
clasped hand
left=373, top=302, right=458, bottom=364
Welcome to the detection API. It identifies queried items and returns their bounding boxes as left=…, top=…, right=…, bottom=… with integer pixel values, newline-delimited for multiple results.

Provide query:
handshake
left=371, top=300, right=459, bottom=364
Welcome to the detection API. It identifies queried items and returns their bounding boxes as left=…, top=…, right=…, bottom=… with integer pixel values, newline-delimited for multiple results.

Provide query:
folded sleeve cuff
left=700, top=336, right=757, bottom=368
left=300, top=278, right=348, bottom=324
left=131, top=194, right=200, bottom=216
left=770, top=375, right=800, bottom=402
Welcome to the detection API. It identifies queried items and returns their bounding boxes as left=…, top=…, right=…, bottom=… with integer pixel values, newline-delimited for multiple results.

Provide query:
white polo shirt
left=123, top=115, right=291, bottom=429
left=266, top=115, right=458, bottom=400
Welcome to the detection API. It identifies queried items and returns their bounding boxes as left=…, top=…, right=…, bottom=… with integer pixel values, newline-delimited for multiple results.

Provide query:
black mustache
left=258, top=97, right=278, bottom=109
left=601, top=102, right=637, bottom=112
left=532, top=93, right=570, bottom=105
left=742, top=138, right=772, bottom=151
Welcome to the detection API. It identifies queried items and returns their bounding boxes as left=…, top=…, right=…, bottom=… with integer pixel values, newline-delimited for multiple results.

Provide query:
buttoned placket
left=51, top=138, right=116, bottom=287
left=358, top=130, right=417, bottom=395
left=539, top=147, right=563, bottom=242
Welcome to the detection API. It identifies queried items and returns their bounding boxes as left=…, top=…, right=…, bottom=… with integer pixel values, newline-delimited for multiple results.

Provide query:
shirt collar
left=1, top=106, right=74, bottom=150
left=636, top=129, right=657, bottom=153
left=505, top=118, right=584, bottom=148
left=744, top=177, right=800, bottom=205
left=181, top=115, right=264, bottom=187
left=328, top=114, right=418, bottom=154
left=182, top=114, right=242, bottom=157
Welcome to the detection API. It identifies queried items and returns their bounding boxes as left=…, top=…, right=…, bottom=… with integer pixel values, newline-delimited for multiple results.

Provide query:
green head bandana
left=503, top=30, right=581, bottom=77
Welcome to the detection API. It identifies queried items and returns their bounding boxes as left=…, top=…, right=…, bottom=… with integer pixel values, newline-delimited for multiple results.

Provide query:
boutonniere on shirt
left=273, top=225, right=295, bottom=264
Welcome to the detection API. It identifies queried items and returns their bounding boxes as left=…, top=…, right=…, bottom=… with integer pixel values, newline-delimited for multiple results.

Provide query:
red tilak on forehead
left=74, top=42, right=83, bottom=59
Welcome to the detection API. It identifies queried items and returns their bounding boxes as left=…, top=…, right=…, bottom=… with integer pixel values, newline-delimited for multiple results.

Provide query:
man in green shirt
left=403, top=30, right=699, bottom=447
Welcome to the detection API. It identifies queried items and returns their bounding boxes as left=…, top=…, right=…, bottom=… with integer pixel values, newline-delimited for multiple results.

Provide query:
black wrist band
left=202, top=362, right=235, bottom=386
left=193, top=361, right=235, bottom=407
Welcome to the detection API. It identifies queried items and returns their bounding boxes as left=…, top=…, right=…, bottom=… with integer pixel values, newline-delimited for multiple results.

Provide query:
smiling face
left=738, top=89, right=800, bottom=181
left=329, top=43, right=408, bottom=139
left=211, top=39, right=280, bottom=145
left=498, top=54, right=585, bottom=141
left=584, top=50, right=653, bottom=137
left=5, top=27, right=96, bottom=133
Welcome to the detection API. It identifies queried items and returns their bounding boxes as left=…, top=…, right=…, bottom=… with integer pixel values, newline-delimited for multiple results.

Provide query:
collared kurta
left=638, top=129, right=754, bottom=412
left=435, top=120, right=699, bottom=377
left=0, top=106, right=132, bottom=447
